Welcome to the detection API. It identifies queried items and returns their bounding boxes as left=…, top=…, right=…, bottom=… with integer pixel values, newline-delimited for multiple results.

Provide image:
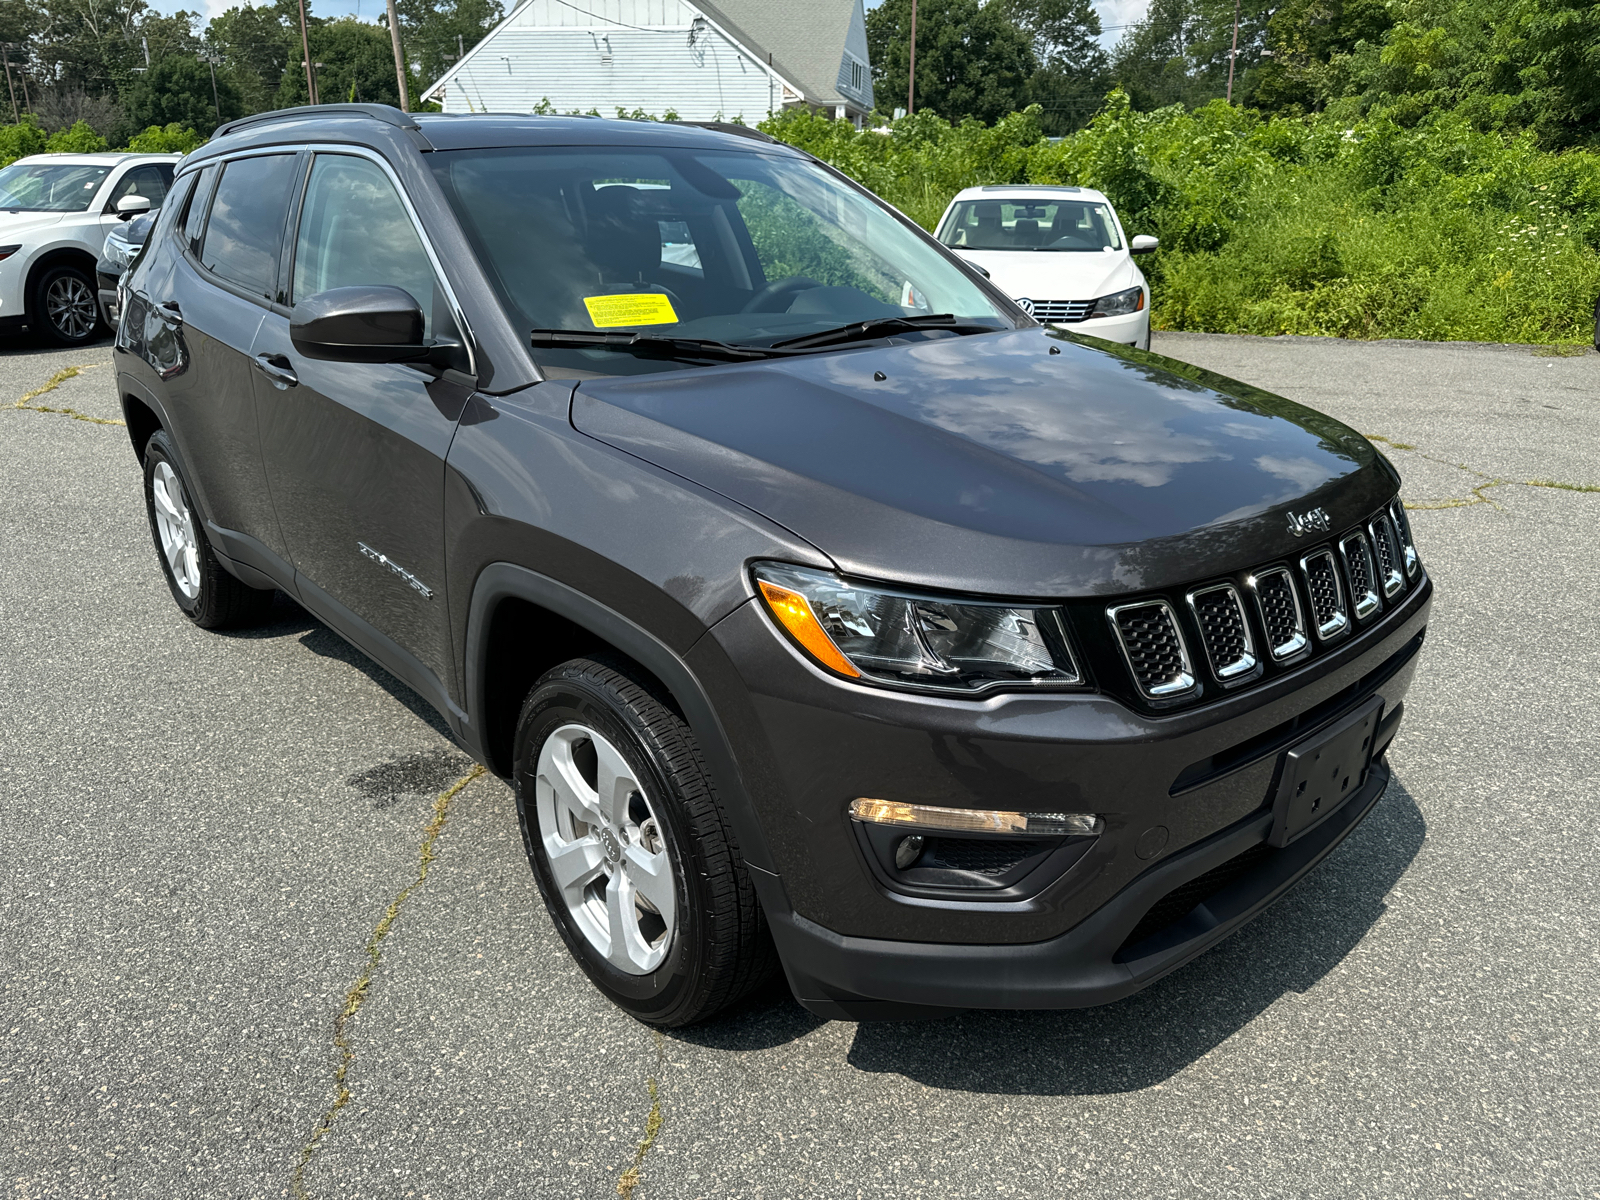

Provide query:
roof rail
left=212, top=104, right=432, bottom=149
left=667, top=121, right=779, bottom=145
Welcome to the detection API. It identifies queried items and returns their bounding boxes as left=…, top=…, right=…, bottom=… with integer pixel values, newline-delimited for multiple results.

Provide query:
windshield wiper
left=530, top=329, right=800, bottom=363
left=768, top=314, right=998, bottom=350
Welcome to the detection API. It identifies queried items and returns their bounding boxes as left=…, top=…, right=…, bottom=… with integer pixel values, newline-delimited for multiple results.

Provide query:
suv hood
left=572, top=329, right=1396, bottom=597
left=954, top=249, right=1135, bottom=303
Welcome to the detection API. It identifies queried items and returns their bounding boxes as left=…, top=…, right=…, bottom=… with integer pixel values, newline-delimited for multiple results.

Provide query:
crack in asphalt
left=1366, top=433, right=1599, bottom=510
left=290, top=762, right=486, bottom=1199
left=616, top=1030, right=666, bottom=1200
left=7, top=365, right=123, bottom=426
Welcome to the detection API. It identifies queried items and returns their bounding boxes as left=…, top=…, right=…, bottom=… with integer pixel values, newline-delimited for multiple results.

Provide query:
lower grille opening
left=1117, top=841, right=1278, bottom=956
left=916, top=836, right=1051, bottom=876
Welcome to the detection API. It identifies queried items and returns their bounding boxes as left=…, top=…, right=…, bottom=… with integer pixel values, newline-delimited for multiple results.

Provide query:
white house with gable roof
left=421, top=0, right=874, bottom=125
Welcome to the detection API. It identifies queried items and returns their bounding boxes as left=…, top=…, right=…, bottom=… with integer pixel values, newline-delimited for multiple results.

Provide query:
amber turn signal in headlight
left=756, top=579, right=862, bottom=678
left=850, top=798, right=1103, bottom=838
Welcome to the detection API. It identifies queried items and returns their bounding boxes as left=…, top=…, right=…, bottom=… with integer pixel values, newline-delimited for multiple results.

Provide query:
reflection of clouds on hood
left=1204, top=455, right=1343, bottom=526
left=911, top=385, right=1230, bottom=487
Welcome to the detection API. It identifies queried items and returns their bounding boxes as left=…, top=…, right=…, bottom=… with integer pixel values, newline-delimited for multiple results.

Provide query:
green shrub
left=124, top=124, right=206, bottom=154
left=0, top=117, right=46, bottom=167
left=760, top=92, right=1600, bottom=344
left=45, top=121, right=108, bottom=154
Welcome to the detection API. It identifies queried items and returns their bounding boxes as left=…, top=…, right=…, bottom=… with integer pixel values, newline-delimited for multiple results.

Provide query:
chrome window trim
left=1299, top=548, right=1350, bottom=641
left=1106, top=598, right=1197, bottom=699
left=1247, top=566, right=1309, bottom=662
left=1368, top=512, right=1405, bottom=599
left=288, top=143, right=478, bottom=378
left=1338, top=532, right=1382, bottom=621
left=1390, top=499, right=1420, bottom=578
left=1185, top=582, right=1258, bottom=681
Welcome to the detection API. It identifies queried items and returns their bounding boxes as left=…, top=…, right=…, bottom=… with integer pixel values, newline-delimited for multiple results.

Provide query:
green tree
left=1246, top=0, right=1394, bottom=114
left=206, top=0, right=297, bottom=115
left=399, top=0, right=501, bottom=94
left=276, top=17, right=402, bottom=107
left=1002, top=0, right=1110, bottom=133
left=123, top=55, right=241, bottom=137
left=1110, top=0, right=1274, bottom=110
left=866, top=0, right=1037, bottom=124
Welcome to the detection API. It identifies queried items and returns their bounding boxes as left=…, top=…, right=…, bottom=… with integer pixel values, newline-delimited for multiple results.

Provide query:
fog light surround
left=850, top=798, right=1103, bottom=838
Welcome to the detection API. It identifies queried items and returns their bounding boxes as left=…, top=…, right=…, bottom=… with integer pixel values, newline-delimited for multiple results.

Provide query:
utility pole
left=385, top=0, right=409, bottom=111
left=200, top=51, right=224, bottom=124
left=1226, top=0, right=1241, bottom=104
left=142, top=37, right=150, bottom=68
left=0, top=45, right=16, bottom=124
left=906, top=0, right=917, bottom=116
left=297, top=0, right=317, bottom=104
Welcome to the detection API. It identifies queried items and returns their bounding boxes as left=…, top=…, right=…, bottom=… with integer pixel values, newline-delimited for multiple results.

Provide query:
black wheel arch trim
left=463, top=562, right=782, bottom=881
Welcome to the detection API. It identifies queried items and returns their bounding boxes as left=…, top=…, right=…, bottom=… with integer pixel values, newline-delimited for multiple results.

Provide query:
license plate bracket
left=1269, top=696, right=1384, bottom=848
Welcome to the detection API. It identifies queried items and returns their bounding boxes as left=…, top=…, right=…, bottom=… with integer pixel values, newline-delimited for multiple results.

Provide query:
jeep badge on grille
left=1286, top=507, right=1332, bottom=537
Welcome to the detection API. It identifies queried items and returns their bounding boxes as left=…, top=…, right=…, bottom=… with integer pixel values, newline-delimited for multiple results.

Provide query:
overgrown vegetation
left=761, top=94, right=1600, bottom=344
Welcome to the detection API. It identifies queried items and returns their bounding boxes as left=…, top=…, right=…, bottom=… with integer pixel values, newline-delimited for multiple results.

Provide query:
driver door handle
left=159, top=300, right=182, bottom=322
left=253, top=352, right=298, bottom=388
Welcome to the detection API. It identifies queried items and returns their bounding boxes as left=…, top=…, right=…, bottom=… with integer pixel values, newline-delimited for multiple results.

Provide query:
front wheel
left=514, top=656, right=777, bottom=1026
left=32, top=264, right=106, bottom=346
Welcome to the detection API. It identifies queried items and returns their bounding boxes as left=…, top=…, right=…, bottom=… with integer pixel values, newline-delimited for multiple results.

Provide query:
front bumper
left=695, top=570, right=1430, bottom=1016
left=1052, top=306, right=1149, bottom=348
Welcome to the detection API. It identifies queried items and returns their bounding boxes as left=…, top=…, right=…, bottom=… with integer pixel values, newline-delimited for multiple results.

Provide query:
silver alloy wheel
left=535, top=723, right=677, bottom=975
left=45, top=274, right=98, bottom=340
left=151, top=461, right=201, bottom=599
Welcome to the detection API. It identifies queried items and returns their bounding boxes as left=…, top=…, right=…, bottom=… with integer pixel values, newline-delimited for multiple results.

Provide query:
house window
left=850, top=59, right=864, bottom=92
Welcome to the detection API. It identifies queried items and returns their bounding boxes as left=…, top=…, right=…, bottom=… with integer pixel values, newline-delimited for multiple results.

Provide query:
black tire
left=31, top=263, right=106, bottom=346
left=142, top=431, right=276, bottom=630
left=513, top=655, right=778, bottom=1026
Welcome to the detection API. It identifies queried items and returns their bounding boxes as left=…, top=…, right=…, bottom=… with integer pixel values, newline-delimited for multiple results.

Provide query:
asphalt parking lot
left=3, top=330, right=1597, bottom=1199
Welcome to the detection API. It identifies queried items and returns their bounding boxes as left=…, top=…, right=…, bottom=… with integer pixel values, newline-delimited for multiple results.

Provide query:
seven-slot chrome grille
left=1104, top=503, right=1421, bottom=704
left=1107, top=600, right=1195, bottom=699
left=1030, top=299, right=1094, bottom=323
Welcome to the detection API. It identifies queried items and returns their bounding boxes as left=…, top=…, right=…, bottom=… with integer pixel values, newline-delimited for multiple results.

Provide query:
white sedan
left=935, top=185, right=1157, bottom=350
left=0, top=152, right=181, bottom=344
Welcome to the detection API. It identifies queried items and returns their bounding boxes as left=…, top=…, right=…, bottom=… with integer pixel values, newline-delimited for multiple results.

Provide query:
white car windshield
left=0, top=163, right=111, bottom=212
left=940, top=199, right=1123, bottom=253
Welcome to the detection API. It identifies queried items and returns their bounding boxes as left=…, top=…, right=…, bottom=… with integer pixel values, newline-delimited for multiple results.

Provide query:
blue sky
left=151, top=0, right=1151, bottom=50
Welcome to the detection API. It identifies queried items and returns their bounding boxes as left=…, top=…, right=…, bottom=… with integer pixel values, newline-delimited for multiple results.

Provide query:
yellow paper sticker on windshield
left=583, top=293, right=679, bottom=328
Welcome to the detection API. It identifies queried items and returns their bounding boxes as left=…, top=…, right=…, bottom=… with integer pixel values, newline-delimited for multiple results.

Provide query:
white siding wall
left=429, top=0, right=781, bottom=121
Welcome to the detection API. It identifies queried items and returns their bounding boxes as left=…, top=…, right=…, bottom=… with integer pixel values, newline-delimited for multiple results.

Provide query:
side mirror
left=291, top=285, right=459, bottom=365
left=1130, top=235, right=1159, bottom=256
left=115, top=194, right=151, bottom=220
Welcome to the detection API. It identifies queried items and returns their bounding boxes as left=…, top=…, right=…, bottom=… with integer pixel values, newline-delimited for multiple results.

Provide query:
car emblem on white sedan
left=1286, top=507, right=1332, bottom=537
left=1016, top=297, right=1034, bottom=316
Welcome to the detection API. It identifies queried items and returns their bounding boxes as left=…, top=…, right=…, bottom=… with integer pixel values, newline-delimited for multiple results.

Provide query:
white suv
left=0, top=152, right=180, bottom=344
left=934, top=185, right=1157, bottom=350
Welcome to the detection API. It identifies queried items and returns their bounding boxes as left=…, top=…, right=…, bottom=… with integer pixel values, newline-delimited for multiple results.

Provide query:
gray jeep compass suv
left=115, top=106, right=1431, bottom=1026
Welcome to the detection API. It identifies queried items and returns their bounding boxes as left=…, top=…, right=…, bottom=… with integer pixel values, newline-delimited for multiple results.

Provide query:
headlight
left=1089, top=286, right=1144, bottom=319
left=102, top=232, right=132, bottom=271
left=752, top=563, right=1081, bottom=693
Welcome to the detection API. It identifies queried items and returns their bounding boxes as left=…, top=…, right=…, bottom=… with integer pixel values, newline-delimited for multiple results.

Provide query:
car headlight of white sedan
left=1089, top=286, right=1145, bottom=319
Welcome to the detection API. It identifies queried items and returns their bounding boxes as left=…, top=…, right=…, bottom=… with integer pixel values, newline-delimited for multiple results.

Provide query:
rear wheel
left=514, top=656, right=777, bottom=1026
left=142, top=431, right=276, bottom=629
left=32, top=264, right=105, bottom=346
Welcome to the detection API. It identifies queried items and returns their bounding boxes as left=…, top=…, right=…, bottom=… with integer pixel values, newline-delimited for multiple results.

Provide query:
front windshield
left=939, top=198, right=1123, bottom=253
left=0, top=163, right=111, bottom=212
left=429, top=143, right=1013, bottom=376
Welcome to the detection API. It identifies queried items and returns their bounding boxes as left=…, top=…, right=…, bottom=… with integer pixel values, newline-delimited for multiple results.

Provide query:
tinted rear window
left=200, top=155, right=298, bottom=300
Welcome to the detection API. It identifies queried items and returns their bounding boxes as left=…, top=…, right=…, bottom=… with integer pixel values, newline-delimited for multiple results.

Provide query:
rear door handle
left=253, top=353, right=298, bottom=388
left=158, top=300, right=182, bottom=322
